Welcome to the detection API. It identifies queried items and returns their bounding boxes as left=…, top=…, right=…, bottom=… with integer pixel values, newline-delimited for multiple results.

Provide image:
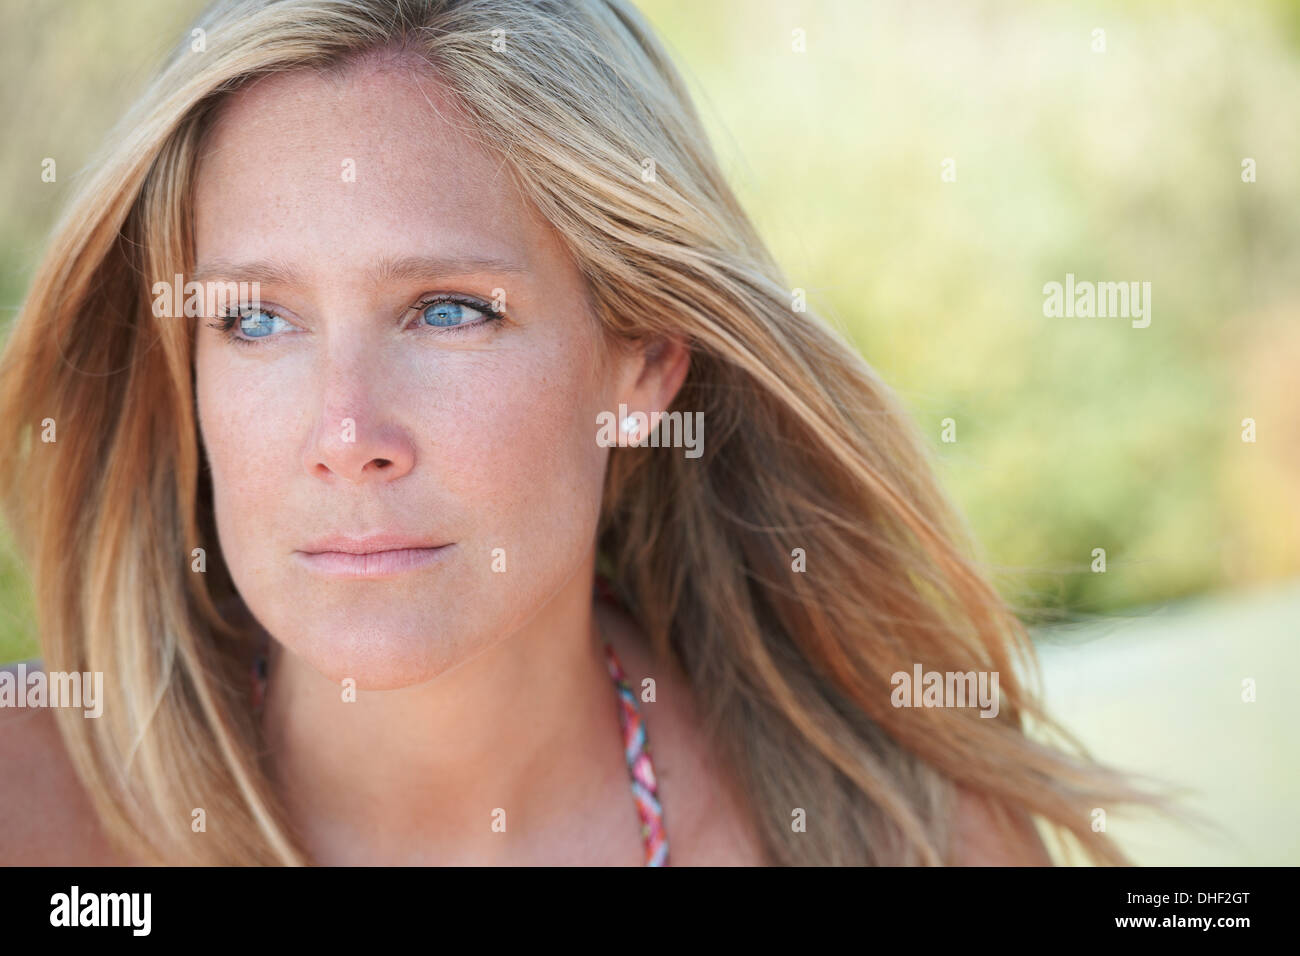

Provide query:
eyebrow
left=190, top=253, right=530, bottom=286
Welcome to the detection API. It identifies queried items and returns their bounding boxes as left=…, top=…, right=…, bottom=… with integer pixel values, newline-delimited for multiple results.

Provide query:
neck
left=259, top=560, right=628, bottom=864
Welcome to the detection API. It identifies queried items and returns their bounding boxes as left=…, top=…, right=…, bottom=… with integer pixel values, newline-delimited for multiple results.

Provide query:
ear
left=614, top=335, right=691, bottom=426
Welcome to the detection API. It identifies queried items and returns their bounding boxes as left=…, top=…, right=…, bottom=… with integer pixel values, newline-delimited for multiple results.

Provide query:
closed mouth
left=293, top=539, right=454, bottom=578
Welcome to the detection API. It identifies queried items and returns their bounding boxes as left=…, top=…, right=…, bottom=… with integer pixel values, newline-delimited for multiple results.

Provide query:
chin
left=275, top=607, right=478, bottom=691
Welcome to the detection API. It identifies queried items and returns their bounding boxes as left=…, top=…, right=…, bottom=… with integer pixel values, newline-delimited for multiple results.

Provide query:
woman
left=0, top=0, right=1177, bottom=865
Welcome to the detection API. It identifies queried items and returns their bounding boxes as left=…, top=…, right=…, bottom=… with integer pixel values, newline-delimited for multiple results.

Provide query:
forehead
left=192, top=54, right=542, bottom=273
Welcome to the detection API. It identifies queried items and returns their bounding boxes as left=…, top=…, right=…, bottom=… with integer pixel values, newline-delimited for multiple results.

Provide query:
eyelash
left=204, top=293, right=504, bottom=347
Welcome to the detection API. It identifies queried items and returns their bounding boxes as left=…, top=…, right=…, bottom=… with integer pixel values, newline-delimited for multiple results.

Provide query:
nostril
left=373, top=458, right=392, bottom=470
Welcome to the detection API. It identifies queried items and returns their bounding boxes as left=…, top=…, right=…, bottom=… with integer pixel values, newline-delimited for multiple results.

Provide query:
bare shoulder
left=0, top=660, right=135, bottom=865
left=950, top=783, right=1054, bottom=866
left=594, top=600, right=768, bottom=866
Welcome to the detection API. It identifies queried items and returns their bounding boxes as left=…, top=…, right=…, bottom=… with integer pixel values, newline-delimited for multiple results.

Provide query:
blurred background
left=1, top=0, right=1296, bottom=864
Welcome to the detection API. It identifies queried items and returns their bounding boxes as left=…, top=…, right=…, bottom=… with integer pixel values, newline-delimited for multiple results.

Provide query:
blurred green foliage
left=638, top=0, right=1300, bottom=623
left=1, top=0, right=1297, bottom=664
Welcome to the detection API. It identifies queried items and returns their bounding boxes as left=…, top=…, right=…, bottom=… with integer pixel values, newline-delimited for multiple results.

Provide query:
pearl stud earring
left=620, top=415, right=640, bottom=442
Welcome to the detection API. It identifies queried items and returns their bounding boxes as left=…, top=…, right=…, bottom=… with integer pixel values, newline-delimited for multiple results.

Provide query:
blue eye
left=206, top=306, right=296, bottom=346
left=238, top=309, right=292, bottom=338
left=417, top=298, right=488, bottom=329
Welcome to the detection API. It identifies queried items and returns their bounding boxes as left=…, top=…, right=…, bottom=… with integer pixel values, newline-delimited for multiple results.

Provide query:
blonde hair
left=0, top=0, right=1190, bottom=864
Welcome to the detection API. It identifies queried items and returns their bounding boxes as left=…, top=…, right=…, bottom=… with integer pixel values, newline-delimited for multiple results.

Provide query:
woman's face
left=193, top=58, right=639, bottom=688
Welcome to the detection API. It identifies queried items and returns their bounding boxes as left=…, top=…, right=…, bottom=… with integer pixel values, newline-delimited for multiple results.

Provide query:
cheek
left=423, top=333, right=608, bottom=582
left=194, top=340, right=305, bottom=579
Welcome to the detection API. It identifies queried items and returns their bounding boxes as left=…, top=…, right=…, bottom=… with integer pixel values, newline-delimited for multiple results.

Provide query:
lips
left=294, top=534, right=454, bottom=579
left=299, top=533, right=447, bottom=555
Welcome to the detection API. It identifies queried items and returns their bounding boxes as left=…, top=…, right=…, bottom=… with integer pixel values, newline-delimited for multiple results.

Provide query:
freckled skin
left=186, top=56, right=702, bottom=864
left=193, top=59, right=651, bottom=690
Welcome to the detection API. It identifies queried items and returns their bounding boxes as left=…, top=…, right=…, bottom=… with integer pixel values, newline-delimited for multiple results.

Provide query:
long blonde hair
left=0, top=0, right=1187, bottom=864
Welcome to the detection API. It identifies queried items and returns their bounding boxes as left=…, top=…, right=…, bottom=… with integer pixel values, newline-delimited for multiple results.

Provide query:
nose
left=303, top=359, right=416, bottom=485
